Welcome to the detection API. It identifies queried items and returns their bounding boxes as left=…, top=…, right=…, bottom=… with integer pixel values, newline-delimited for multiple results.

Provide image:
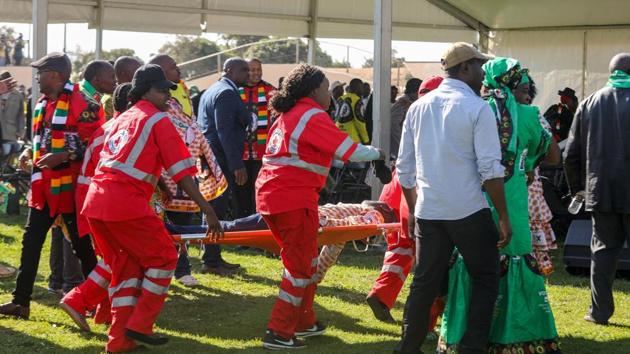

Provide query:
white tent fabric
left=0, top=0, right=477, bottom=42
left=489, top=28, right=630, bottom=111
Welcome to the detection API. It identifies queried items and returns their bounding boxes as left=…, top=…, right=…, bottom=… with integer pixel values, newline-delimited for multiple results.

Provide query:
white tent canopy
left=0, top=0, right=477, bottom=41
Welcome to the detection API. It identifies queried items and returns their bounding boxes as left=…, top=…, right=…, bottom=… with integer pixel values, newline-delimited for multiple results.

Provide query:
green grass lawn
left=0, top=213, right=629, bottom=353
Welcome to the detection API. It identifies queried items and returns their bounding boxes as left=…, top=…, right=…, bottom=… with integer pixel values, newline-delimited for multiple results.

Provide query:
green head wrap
left=607, top=70, right=630, bottom=88
left=482, top=57, right=522, bottom=181
left=518, top=69, right=530, bottom=86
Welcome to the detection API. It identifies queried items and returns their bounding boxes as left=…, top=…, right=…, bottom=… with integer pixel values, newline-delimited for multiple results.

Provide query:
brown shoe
left=0, top=302, right=30, bottom=320
left=200, top=264, right=236, bottom=276
left=60, top=301, right=91, bottom=332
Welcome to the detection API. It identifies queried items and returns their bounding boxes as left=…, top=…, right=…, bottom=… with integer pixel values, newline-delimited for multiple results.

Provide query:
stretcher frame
left=171, top=223, right=401, bottom=254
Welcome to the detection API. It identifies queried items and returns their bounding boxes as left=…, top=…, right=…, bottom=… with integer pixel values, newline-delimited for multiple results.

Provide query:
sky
left=1, top=22, right=450, bottom=68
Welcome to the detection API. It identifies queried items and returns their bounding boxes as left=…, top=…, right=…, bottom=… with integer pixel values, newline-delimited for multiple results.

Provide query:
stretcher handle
left=171, top=223, right=401, bottom=243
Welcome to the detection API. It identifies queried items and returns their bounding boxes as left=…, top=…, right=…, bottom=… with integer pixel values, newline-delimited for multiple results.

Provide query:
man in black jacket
left=564, top=52, right=630, bottom=326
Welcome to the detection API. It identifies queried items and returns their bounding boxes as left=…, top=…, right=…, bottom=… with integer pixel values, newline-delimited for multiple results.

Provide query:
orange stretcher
left=171, top=223, right=401, bottom=254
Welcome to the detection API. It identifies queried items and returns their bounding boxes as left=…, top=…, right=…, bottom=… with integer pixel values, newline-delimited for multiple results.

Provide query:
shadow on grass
left=0, top=324, right=104, bottom=353
left=163, top=282, right=395, bottom=341
left=559, top=336, right=630, bottom=354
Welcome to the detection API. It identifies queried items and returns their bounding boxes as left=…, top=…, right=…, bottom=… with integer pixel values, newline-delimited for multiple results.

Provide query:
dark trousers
left=48, top=227, right=84, bottom=292
left=394, top=209, right=500, bottom=354
left=589, top=211, right=630, bottom=322
left=233, top=159, right=262, bottom=218
left=201, top=192, right=229, bottom=267
left=166, top=211, right=195, bottom=279
left=13, top=204, right=97, bottom=306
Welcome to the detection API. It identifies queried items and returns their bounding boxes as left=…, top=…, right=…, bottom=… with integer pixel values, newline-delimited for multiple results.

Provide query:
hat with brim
left=441, top=42, right=494, bottom=70
left=557, top=87, right=576, bottom=97
left=329, top=80, right=346, bottom=91
left=131, top=64, right=177, bottom=91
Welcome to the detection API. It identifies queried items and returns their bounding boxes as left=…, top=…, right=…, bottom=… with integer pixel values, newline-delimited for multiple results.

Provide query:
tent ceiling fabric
left=0, top=0, right=477, bottom=41
left=446, top=0, right=630, bottom=30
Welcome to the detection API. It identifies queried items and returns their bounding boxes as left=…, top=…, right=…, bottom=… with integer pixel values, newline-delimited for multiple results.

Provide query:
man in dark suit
left=197, top=58, right=251, bottom=275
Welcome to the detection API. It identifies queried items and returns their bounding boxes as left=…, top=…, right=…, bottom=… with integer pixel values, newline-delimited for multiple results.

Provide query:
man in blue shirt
left=394, top=43, right=512, bottom=354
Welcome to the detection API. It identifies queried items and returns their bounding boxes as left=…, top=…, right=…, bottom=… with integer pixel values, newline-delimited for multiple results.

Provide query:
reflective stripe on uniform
left=334, top=136, right=355, bottom=159
left=263, top=156, right=329, bottom=176
left=385, top=247, right=414, bottom=259
left=88, top=270, right=109, bottom=289
left=77, top=175, right=91, bottom=185
left=108, top=278, right=141, bottom=297
left=125, top=112, right=167, bottom=166
left=97, top=112, right=167, bottom=185
left=96, top=259, right=111, bottom=272
left=278, top=289, right=302, bottom=307
left=282, top=269, right=311, bottom=288
left=263, top=108, right=331, bottom=176
left=99, top=159, right=159, bottom=185
left=80, top=134, right=105, bottom=176
left=288, top=108, right=323, bottom=154
left=141, top=278, right=170, bottom=295
left=31, top=172, right=42, bottom=182
left=381, top=264, right=407, bottom=282
left=111, top=296, right=138, bottom=308
left=145, top=268, right=174, bottom=279
left=166, top=158, right=195, bottom=178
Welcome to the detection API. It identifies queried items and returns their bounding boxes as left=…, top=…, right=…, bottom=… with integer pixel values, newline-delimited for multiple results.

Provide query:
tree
left=158, top=36, right=223, bottom=79
left=71, top=47, right=137, bottom=74
left=243, top=38, right=334, bottom=66
left=158, top=35, right=221, bottom=64
left=362, top=49, right=405, bottom=68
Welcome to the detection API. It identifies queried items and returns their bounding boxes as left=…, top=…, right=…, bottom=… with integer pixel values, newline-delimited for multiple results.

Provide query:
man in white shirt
left=393, top=43, right=512, bottom=354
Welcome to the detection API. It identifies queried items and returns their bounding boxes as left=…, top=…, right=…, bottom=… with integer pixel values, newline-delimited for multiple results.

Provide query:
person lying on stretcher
left=163, top=200, right=397, bottom=284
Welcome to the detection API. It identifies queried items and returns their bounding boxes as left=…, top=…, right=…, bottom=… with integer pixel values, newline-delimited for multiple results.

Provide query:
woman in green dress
left=438, top=57, right=561, bottom=354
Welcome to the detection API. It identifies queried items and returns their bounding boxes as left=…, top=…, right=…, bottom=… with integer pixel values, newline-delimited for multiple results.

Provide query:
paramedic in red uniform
left=366, top=76, right=445, bottom=325
left=81, top=64, right=223, bottom=352
left=256, top=64, right=385, bottom=350
left=59, top=83, right=134, bottom=333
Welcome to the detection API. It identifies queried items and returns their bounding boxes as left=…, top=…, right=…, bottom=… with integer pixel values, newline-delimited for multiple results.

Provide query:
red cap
left=418, top=76, right=444, bottom=97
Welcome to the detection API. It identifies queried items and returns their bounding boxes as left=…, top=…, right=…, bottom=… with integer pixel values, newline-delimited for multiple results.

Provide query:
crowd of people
left=0, top=39, right=627, bottom=354
left=0, top=32, right=25, bottom=66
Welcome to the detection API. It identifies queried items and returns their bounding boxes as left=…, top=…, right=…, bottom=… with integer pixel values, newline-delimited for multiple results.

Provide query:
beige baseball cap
left=329, top=80, right=346, bottom=91
left=441, top=42, right=494, bottom=70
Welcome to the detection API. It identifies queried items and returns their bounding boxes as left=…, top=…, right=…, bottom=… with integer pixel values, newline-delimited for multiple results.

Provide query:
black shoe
left=584, top=314, right=609, bottom=325
left=366, top=295, right=396, bottom=323
left=125, top=329, right=169, bottom=346
left=373, top=160, right=392, bottom=184
left=262, top=330, right=306, bottom=350
left=295, top=321, right=326, bottom=338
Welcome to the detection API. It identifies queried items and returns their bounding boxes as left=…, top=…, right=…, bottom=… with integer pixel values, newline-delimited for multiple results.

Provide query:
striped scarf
left=32, top=81, right=74, bottom=194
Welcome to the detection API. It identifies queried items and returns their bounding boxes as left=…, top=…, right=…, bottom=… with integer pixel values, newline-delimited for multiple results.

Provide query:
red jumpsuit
left=62, top=121, right=114, bottom=325
left=370, top=172, right=445, bottom=331
left=368, top=170, right=415, bottom=309
left=256, top=97, right=358, bottom=340
left=82, top=100, right=197, bottom=352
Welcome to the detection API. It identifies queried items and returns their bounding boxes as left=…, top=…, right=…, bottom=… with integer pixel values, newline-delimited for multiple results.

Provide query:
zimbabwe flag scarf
left=31, top=81, right=75, bottom=195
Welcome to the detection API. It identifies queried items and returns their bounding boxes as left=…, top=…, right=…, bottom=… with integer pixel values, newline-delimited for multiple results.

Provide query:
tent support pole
left=372, top=0, right=392, bottom=199
left=95, top=0, right=104, bottom=59
left=307, top=0, right=318, bottom=65
left=32, top=0, right=48, bottom=115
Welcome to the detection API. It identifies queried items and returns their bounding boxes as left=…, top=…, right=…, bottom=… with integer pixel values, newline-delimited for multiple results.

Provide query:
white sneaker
left=177, top=275, right=199, bottom=287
